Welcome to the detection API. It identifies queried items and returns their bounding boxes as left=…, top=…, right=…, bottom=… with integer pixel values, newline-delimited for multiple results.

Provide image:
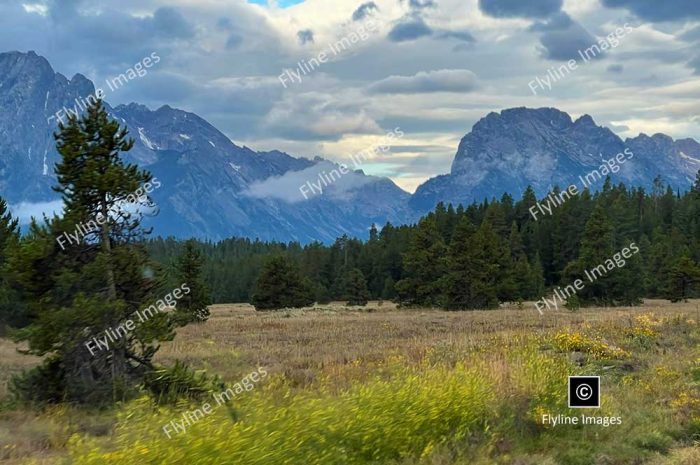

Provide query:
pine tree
left=395, top=215, right=446, bottom=307
left=567, top=203, right=616, bottom=305
left=529, top=252, right=546, bottom=298
left=369, top=223, right=378, bottom=242
left=8, top=100, right=172, bottom=404
left=691, top=171, right=700, bottom=249
left=492, top=221, right=519, bottom=302
left=508, top=222, right=525, bottom=258
left=314, top=283, right=332, bottom=304
left=251, top=256, right=314, bottom=310
left=646, top=228, right=673, bottom=297
left=665, top=256, right=700, bottom=302
left=512, top=255, right=533, bottom=299
left=345, top=268, right=370, bottom=306
left=173, top=240, right=211, bottom=324
left=514, top=186, right=541, bottom=262
left=0, top=197, right=22, bottom=332
left=609, top=250, right=645, bottom=306
left=442, top=218, right=499, bottom=310
left=0, top=197, right=18, bottom=262
left=484, top=202, right=509, bottom=238
left=360, top=224, right=384, bottom=297
left=381, top=277, right=396, bottom=300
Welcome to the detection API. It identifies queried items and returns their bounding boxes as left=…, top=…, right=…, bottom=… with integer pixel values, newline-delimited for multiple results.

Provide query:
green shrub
left=634, top=431, right=673, bottom=453
left=564, top=295, right=581, bottom=311
left=10, top=356, right=66, bottom=405
left=143, top=361, right=219, bottom=405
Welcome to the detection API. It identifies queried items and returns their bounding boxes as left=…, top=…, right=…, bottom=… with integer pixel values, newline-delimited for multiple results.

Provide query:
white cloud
left=262, top=91, right=381, bottom=140
left=22, top=3, right=48, bottom=16
left=243, top=160, right=376, bottom=202
left=11, top=200, right=63, bottom=224
left=368, top=69, right=478, bottom=94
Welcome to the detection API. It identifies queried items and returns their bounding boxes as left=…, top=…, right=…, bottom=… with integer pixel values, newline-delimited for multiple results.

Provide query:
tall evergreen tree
left=345, top=268, right=370, bottom=306
left=8, top=100, right=172, bottom=404
left=646, top=228, right=673, bottom=297
left=508, top=222, right=525, bottom=258
left=381, top=276, right=397, bottom=300
left=564, top=203, right=616, bottom=305
left=529, top=252, right=546, bottom=299
left=173, top=240, right=211, bottom=323
left=609, top=250, right=645, bottom=306
left=442, top=218, right=499, bottom=310
left=0, top=198, right=22, bottom=332
left=395, top=216, right=446, bottom=306
left=665, top=256, right=700, bottom=302
left=251, top=255, right=314, bottom=310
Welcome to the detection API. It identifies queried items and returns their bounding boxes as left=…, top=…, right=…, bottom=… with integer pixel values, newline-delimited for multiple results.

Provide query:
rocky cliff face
left=0, top=51, right=95, bottom=202
left=411, top=107, right=699, bottom=211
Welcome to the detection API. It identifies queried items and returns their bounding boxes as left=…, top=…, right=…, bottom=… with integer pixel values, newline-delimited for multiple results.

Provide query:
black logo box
left=568, top=376, right=600, bottom=408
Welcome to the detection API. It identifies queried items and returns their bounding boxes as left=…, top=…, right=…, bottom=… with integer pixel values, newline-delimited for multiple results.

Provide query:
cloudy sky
left=4, top=0, right=700, bottom=192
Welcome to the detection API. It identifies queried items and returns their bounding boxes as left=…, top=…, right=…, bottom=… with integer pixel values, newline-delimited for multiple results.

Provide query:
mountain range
left=1, top=51, right=698, bottom=242
left=411, top=107, right=700, bottom=211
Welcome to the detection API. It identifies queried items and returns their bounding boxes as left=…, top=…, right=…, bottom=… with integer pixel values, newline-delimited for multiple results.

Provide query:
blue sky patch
left=248, top=0, right=306, bottom=7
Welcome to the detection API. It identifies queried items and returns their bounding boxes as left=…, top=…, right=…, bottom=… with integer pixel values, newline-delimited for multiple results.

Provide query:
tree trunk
left=100, top=200, right=117, bottom=300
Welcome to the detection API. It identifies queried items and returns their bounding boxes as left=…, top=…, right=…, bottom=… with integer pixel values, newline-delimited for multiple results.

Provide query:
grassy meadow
left=1, top=300, right=699, bottom=465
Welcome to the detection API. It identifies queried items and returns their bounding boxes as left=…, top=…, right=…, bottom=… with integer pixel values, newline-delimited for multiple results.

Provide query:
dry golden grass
left=0, top=339, right=38, bottom=399
left=0, top=299, right=698, bottom=464
left=156, top=299, right=700, bottom=386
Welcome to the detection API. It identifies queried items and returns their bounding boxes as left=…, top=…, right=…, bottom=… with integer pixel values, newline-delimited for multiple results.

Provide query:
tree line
left=147, top=175, right=700, bottom=310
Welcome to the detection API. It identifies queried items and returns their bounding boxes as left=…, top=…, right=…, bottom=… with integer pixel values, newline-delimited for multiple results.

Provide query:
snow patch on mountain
left=680, top=151, right=700, bottom=164
left=138, top=127, right=158, bottom=150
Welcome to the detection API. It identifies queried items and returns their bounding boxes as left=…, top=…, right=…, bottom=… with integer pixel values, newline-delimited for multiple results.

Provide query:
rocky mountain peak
left=573, top=114, right=596, bottom=127
left=0, top=50, right=411, bottom=243
left=412, top=107, right=699, bottom=212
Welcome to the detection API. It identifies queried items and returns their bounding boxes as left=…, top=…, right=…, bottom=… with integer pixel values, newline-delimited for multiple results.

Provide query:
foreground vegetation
left=2, top=300, right=698, bottom=464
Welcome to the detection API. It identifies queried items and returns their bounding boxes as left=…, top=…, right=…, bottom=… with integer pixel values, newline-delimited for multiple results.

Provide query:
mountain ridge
left=0, top=50, right=411, bottom=242
left=411, top=106, right=699, bottom=211
left=1, top=51, right=698, bottom=242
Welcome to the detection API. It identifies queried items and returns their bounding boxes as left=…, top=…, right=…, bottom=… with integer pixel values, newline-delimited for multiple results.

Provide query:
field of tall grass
left=1, top=300, right=699, bottom=464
